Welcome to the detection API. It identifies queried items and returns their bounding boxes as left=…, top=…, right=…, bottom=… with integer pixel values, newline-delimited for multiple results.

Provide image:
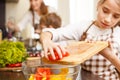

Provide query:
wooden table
left=0, top=71, right=26, bottom=80
left=0, top=70, right=103, bottom=80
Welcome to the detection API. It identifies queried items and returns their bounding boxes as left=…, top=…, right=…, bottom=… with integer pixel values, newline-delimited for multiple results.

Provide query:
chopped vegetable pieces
left=29, top=67, right=72, bottom=80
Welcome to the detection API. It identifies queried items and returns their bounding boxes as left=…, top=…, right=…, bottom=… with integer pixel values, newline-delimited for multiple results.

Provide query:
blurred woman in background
left=7, top=0, right=56, bottom=34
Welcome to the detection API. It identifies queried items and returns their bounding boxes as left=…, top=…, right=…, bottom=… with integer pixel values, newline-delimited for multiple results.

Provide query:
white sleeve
left=17, top=12, right=32, bottom=31
left=42, top=23, right=85, bottom=42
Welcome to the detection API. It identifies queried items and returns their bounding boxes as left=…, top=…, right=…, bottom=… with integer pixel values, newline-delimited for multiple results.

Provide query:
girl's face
left=96, top=0, right=120, bottom=29
left=30, top=0, right=43, bottom=11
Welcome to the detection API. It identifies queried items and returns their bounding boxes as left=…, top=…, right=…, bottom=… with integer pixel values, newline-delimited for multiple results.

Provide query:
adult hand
left=7, top=21, right=15, bottom=31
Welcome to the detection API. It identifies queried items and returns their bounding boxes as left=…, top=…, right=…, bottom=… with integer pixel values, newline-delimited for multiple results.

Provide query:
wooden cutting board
left=0, top=67, right=22, bottom=72
left=42, top=41, right=108, bottom=65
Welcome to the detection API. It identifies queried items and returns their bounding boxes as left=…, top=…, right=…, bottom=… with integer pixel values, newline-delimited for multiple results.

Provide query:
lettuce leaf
left=0, top=40, right=27, bottom=67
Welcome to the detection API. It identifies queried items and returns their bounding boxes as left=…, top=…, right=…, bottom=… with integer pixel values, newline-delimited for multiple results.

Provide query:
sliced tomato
left=48, top=46, right=70, bottom=61
left=35, top=74, right=42, bottom=80
left=58, top=46, right=70, bottom=57
left=48, top=51, right=60, bottom=61
left=63, top=51, right=70, bottom=57
left=37, top=68, right=51, bottom=75
left=6, top=62, right=22, bottom=67
left=35, top=68, right=51, bottom=80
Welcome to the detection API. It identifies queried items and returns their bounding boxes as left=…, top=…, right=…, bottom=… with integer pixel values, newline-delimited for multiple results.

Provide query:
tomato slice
left=35, top=74, right=42, bottom=80
left=37, top=68, right=51, bottom=75
left=63, top=51, right=69, bottom=57
left=6, top=63, right=22, bottom=67
left=58, top=46, right=70, bottom=57
left=48, top=46, right=70, bottom=61
left=48, top=51, right=60, bottom=61
left=35, top=68, right=51, bottom=80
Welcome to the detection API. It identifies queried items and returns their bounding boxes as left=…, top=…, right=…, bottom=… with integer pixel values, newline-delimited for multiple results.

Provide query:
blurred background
left=1, top=0, right=99, bottom=39
left=6, top=0, right=99, bottom=25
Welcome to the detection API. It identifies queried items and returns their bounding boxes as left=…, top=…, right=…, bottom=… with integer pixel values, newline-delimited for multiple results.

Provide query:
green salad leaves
left=0, top=40, right=27, bottom=67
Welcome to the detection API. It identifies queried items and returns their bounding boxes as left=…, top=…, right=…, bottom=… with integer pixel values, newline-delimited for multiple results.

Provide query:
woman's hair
left=29, top=0, right=48, bottom=27
left=29, top=1, right=48, bottom=15
left=40, top=13, right=61, bottom=29
left=98, top=0, right=120, bottom=26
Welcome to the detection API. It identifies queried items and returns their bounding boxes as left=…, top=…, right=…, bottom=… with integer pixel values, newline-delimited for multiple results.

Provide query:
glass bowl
left=22, top=62, right=80, bottom=80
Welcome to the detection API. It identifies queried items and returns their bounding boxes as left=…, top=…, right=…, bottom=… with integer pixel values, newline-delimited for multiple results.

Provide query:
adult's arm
left=7, top=11, right=31, bottom=32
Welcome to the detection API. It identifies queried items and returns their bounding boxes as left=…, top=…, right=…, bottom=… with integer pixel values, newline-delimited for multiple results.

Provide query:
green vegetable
left=0, top=40, right=28, bottom=67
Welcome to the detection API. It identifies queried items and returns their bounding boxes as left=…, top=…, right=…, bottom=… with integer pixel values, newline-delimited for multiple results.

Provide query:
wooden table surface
left=0, top=70, right=103, bottom=80
left=0, top=71, right=26, bottom=80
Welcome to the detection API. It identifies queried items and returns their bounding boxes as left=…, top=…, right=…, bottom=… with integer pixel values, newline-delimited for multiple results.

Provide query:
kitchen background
left=6, top=0, right=99, bottom=24
left=6, top=0, right=99, bottom=39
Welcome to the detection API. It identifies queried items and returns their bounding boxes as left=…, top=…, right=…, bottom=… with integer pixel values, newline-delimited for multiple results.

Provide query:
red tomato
left=48, top=46, right=70, bottom=61
left=37, top=68, right=51, bottom=75
left=48, top=51, right=61, bottom=61
left=58, top=46, right=70, bottom=57
left=6, top=63, right=22, bottom=67
left=63, top=51, right=70, bottom=57
left=35, top=68, right=51, bottom=80
left=35, top=74, right=42, bottom=80
left=48, top=54, right=53, bottom=61
left=54, top=49, right=61, bottom=60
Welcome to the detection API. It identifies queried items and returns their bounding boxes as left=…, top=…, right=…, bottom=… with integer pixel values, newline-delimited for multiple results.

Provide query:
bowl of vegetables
left=22, top=63, right=80, bottom=80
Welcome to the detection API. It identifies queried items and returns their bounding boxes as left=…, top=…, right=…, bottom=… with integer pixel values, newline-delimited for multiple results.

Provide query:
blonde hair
left=98, top=0, right=120, bottom=7
left=98, top=0, right=106, bottom=5
left=114, top=0, right=120, bottom=26
left=98, top=0, right=120, bottom=26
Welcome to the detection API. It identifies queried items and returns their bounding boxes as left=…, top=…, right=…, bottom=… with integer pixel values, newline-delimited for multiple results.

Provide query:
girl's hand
left=40, top=32, right=67, bottom=60
left=42, top=40, right=67, bottom=60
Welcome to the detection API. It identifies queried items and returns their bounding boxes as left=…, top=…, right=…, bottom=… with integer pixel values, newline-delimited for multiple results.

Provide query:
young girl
left=40, top=0, right=120, bottom=80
